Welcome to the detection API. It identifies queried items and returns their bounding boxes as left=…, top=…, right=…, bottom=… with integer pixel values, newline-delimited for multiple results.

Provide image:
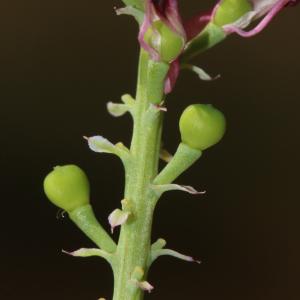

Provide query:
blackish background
left=1, top=1, right=298, bottom=299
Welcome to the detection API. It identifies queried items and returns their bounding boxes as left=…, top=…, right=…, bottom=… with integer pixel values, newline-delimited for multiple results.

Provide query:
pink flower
left=139, top=0, right=299, bottom=54
left=222, top=0, right=299, bottom=37
left=138, top=0, right=186, bottom=61
left=137, top=0, right=298, bottom=93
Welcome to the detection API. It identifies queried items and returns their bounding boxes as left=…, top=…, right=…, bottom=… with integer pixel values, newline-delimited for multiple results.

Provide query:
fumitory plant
left=43, top=0, right=299, bottom=299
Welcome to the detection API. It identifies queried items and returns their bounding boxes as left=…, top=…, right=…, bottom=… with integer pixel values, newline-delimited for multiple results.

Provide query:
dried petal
left=85, top=136, right=116, bottom=154
left=159, top=148, right=173, bottom=163
left=152, top=183, right=206, bottom=195
left=107, top=102, right=129, bottom=117
left=108, top=209, right=130, bottom=233
left=151, top=248, right=202, bottom=264
left=136, top=280, right=154, bottom=292
left=182, top=64, right=220, bottom=81
left=62, top=248, right=111, bottom=262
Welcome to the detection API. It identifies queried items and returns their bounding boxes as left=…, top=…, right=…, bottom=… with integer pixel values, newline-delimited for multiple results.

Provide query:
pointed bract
left=85, top=136, right=116, bottom=154
left=135, top=280, right=154, bottom=292
left=151, top=248, right=202, bottom=264
left=62, top=248, right=112, bottom=262
left=108, top=209, right=130, bottom=233
left=182, top=64, right=220, bottom=81
left=152, top=183, right=206, bottom=195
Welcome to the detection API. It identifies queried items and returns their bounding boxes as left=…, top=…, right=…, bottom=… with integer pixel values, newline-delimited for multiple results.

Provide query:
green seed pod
left=144, top=20, right=184, bottom=63
left=43, top=165, right=90, bottom=212
left=213, top=0, right=252, bottom=27
left=179, top=104, right=226, bottom=151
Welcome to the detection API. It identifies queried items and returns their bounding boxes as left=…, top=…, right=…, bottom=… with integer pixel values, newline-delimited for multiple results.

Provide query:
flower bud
left=179, top=104, right=226, bottom=151
left=144, top=20, right=185, bottom=63
left=43, top=165, right=90, bottom=212
left=213, top=0, right=252, bottom=27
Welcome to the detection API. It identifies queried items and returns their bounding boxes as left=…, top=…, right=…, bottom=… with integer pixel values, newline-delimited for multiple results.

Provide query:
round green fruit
left=144, top=20, right=184, bottom=62
left=43, top=165, right=90, bottom=212
left=179, top=104, right=226, bottom=150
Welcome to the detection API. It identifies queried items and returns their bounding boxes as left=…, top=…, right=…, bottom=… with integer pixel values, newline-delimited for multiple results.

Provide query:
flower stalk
left=111, top=49, right=167, bottom=299
left=42, top=1, right=299, bottom=299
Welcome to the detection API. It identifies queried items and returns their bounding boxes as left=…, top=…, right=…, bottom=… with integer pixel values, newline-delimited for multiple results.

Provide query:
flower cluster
left=43, top=2, right=298, bottom=298
left=140, top=0, right=298, bottom=58
left=136, top=0, right=298, bottom=92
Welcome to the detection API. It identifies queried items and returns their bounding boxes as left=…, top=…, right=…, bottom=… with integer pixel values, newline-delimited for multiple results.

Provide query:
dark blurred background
left=0, top=1, right=298, bottom=299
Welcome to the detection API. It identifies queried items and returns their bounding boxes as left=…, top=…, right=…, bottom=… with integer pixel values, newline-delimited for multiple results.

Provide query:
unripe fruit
left=179, top=104, right=226, bottom=150
left=144, top=20, right=184, bottom=62
left=213, top=0, right=252, bottom=27
left=43, top=165, right=90, bottom=212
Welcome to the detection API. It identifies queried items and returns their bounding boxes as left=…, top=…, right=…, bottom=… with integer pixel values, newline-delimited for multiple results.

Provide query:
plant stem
left=112, top=50, right=169, bottom=300
left=69, top=204, right=117, bottom=253
left=154, top=143, right=202, bottom=185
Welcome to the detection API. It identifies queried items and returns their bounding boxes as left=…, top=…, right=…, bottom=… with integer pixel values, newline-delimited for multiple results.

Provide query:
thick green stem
left=154, top=143, right=202, bottom=185
left=112, top=50, right=169, bottom=300
left=69, top=205, right=117, bottom=253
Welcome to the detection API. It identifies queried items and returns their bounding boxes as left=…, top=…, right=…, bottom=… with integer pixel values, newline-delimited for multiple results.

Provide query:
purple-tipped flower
left=138, top=0, right=186, bottom=62
left=186, top=0, right=299, bottom=39
left=222, top=0, right=299, bottom=37
left=137, top=0, right=298, bottom=92
left=140, top=0, right=299, bottom=58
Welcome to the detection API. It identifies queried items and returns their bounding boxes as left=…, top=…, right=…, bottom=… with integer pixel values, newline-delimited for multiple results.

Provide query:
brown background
left=1, top=1, right=299, bottom=299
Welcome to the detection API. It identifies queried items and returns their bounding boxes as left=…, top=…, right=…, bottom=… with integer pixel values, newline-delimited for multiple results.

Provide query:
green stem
left=154, top=143, right=202, bottom=185
left=112, top=50, right=169, bottom=300
left=181, top=23, right=226, bottom=62
left=69, top=204, right=117, bottom=253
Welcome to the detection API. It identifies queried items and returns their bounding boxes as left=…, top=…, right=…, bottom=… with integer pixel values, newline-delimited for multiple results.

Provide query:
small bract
left=43, top=165, right=90, bottom=212
left=179, top=104, right=226, bottom=151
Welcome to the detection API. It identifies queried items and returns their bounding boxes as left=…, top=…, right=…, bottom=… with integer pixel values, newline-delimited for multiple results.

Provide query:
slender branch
left=154, top=143, right=202, bottom=185
left=69, top=204, right=117, bottom=253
